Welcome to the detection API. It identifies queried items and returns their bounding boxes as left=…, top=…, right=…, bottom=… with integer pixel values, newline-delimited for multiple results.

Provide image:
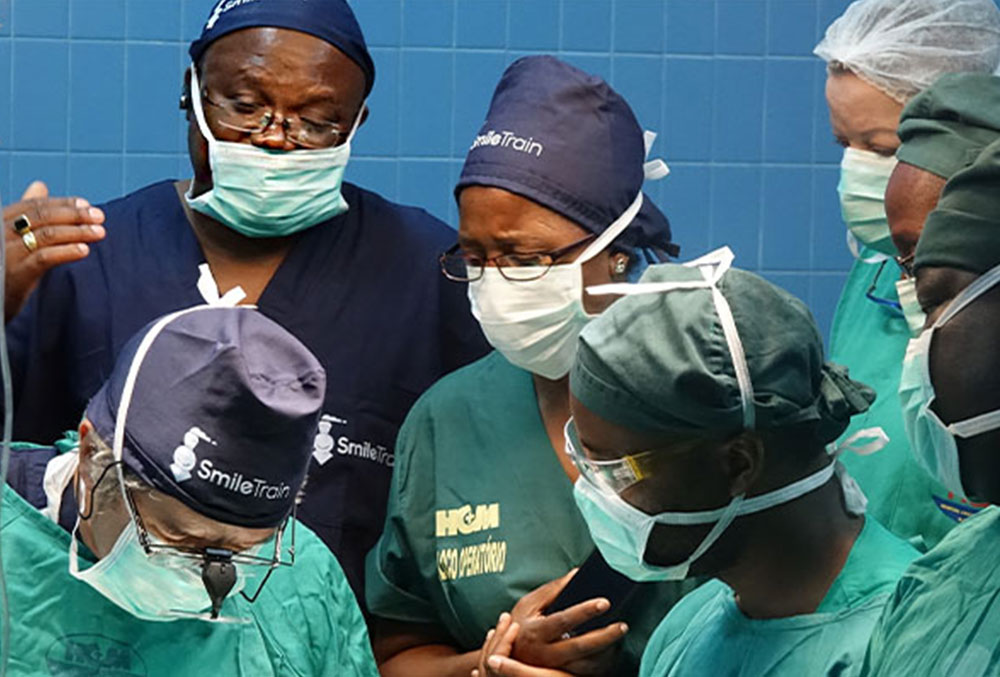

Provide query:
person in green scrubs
left=366, top=56, right=684, bottom=677
left=814, top=0, right=1000, bottom=551
left=4, top=306, right=377, bottom=676
left=860, top=138, right=1000, bottom=677
left=538, top=257, right=917, bottom=677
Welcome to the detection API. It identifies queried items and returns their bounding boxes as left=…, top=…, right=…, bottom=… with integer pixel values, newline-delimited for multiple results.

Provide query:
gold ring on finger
left=13, top=215, right=32, bottom=235
left=21, top=231, right=38, bottom=253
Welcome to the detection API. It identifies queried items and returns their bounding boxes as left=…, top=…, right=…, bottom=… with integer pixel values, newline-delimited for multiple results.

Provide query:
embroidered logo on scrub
left=46, top=634, right=147, bottom=676
left=436, top=503, right=507, bottom=581
left=933, top=492, right=989, bottom=523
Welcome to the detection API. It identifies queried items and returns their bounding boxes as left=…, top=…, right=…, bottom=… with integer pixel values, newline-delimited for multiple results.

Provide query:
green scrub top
left=861, top=506, right=1000, bottom=677
left=1, top=485, right=378, bottom=677
left=830, top=256, right=978, bottom=551
left=639, top=517, right=917, bottom=677
left=366, top=351, right=692, bottom=676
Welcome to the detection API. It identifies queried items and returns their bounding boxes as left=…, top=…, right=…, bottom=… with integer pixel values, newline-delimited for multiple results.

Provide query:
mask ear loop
left=934, top=260, right=1000, bottom=329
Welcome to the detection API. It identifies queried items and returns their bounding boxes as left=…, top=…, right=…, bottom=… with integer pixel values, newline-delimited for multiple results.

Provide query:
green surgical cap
left=897, top=73, right=1000, bottom=179
left=571, top=264, right=875, bottom=443
left=915, top=137, right=1000, bottom=275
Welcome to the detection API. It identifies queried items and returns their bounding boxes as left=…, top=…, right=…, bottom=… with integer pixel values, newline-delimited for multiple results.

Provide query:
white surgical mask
left=571, top=248, right=877, bottom=582
left=468, top=192, right=643, bottom=380
left=895, top=277, right=927, bottom=337
left=185, top=65, right=362, bottom=238
left=69, top=515, right=249, bottom=622
left=899, top=263, right=1000, bottom=498
left=839, top=148, right=898, bottom=258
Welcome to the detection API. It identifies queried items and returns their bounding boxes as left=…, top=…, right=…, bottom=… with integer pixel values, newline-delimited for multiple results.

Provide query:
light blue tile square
left=812, top=166, right=853, bottom=271
left=612, top=55, right=662, bottom=134
left=12, top=40, right=68, bottom=151
left=0, top=40, right=9, bottom=146
left=71, top=42, right=125, bottom=152
left=711, top=166, right=760, bottom=269
left=345, top=157, right=398, bottom=199
left=12, top=0, right=68, bottom=37
left=68, top=154, right=123, bottom=203
left=182, top=0, right=217, bottom=43
left=761, top=272, right=809, bottom=304
left=716, top=0, right=764, bottom=55
left=399, top=50, right=452, bottom=156
left=712, top=59, right=763, bottom=162
left=126, top=0, right=180, bottom=41
left=11, top=151, right=67, bottom=196
left=666, top=0, right=714, bottom=55
left=816, top=0, right=854, bottom=44
left=0, top=151, right=10, bottom=204
left=452, top=51, right=508, bottom=154
left=761, top=167, right=811, bottom=270
left=562, top=0, right=611, bottom=52
left=124, top=153, right=179, bottom=193
left=768, top=0, right=817, bottom=56
left=71, top=0, right=126, bottom=39
left=456, top=0, right=505, bottom=48
left=661, top=163, right=711, bottom=255
left=810, top=272, right=849, bottom=344
left=509, top=0, right=559, bottom=50
left=403, top=0, right=453, bottom=47
left=0, top=2, right=9, bottom=37
left=398, top=159, right=451, bottom=221
left=354, top=47, right=399, bottom=157
left=562, top=54, right=611, bottom=82
left=125, top=44, right=183, bottom=153
left=664, top=57, right=713, bottom=162
left=352, top=0, right=402, bottom=47
left=764, top=60, right=813, bottom=163
left=615, top=0, right=664, bottom=54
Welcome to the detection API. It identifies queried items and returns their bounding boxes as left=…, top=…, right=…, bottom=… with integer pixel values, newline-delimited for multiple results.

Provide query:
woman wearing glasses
left=366, top=56, right=685, bottom=677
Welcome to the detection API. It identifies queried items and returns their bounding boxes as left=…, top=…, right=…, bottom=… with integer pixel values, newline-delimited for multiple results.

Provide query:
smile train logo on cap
left=205, top=0, right=262, bottom=30
left=170, top=426, right=215, bottom=482
left=470, top=130, right=544, bottom=157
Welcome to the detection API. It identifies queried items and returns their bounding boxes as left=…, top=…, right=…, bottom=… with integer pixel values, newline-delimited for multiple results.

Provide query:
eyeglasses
left=564, top=419, right=660, bottom=495
left=201, top=91, right=347, bottom=149
left=439, top=233, right=597, bottom=282
left=895, top=252, right=915, bottom=278
left=865, top=261, right=903, bottom=314
left=125, top=487, right=295, bottom=607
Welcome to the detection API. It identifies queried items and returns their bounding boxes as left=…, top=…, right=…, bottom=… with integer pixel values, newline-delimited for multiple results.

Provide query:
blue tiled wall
left=0, top=0, right=884, bottom=338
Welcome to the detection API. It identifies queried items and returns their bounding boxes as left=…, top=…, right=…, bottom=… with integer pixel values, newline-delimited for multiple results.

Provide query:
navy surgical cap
left=457, top=56, right=679, bottom=262
left=86, top=306, right=326, bottom=528
left=189, top=0, right=375, bottom=96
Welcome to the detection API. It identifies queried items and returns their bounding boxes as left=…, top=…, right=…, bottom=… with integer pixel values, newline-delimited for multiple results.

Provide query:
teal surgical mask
left=68, top=494, right=250, bottom=623
left=899, top=263, right=1000, bottom=498
left=838, top=148, right=898, bottom=258
left=569, top=248, right=877, bottom=582
left=185, top=65, right=361, bottom=238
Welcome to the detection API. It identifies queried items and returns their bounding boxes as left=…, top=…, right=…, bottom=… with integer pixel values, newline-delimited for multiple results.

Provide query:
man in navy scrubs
left=0, top=0, right=488, bottom=604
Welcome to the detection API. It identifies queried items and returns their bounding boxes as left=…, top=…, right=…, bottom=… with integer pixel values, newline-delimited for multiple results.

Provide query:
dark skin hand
left=569, top=395, right=864, bottom=620
left=2, top=181, right=106, bottom=321
left=375, top=188, right=632, bottom=676
left=181, top=27, right=368, bottom=303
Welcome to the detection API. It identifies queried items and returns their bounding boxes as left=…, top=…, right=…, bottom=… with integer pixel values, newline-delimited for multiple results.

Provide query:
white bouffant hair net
left=815, top=0, right=1000, bottom=103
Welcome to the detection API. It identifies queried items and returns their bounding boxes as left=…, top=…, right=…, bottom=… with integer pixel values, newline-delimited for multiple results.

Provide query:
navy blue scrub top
left=6, top=180, right=489, bottom=603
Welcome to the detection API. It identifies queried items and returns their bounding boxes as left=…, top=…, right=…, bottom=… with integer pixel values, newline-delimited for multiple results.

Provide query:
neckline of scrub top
left=714, top=517, right=902, bottom=630
left=161, top=180, right=348, bottom=319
